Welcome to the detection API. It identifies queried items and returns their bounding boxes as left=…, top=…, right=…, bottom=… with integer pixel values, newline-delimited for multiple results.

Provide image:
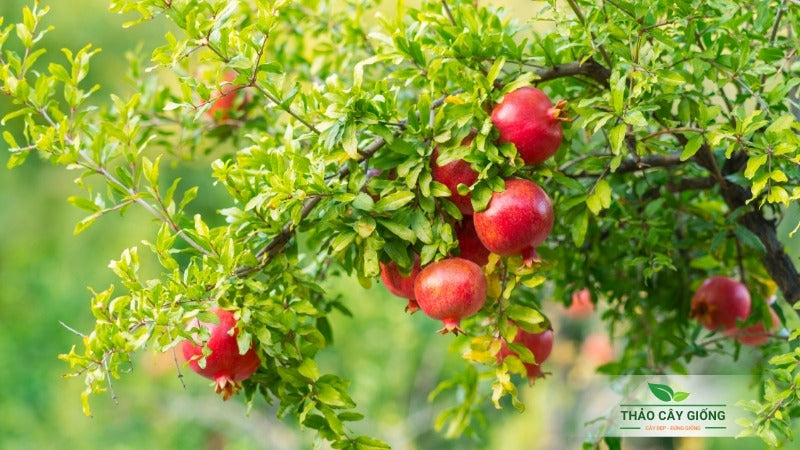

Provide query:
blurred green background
left=1, top=1, right=798, bottom=449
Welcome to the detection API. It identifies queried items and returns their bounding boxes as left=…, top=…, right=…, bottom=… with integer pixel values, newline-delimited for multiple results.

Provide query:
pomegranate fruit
left=181, top=307, right=261, bottom=400
left=497, top=325, right=554, bottom=384
left=413, top=257, right=487, bottom=334
left=689, top=276, right=751, bottom=331
left=581, top=332, right=614, bottom=366
left=206, top=72, right=247, bottom=121
left=725, top=304, right=780, bottom=346
left=491, top=86, right=565, bottom=165
left=454, top=217, right=491, bottom=266
left=380, top=255, right=422, bottom=313
left=431, top=137, right=479, bottom=215
left=563, top=288, right=594, bottom=320
left=473, top=178, right=554, bottom=262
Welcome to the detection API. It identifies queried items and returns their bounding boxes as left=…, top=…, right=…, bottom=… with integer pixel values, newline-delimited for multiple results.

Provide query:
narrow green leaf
left=733, top=225, right=766, bottom=254
left=680, top=135, right=703, bottom=161
left=374, top=191, right=414, bottom=212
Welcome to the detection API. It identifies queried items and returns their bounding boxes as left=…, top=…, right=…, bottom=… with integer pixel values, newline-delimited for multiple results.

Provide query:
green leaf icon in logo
left=648, top=383, right=675, bottom=402
left=673, top=391, right=690, bottom=402
left=647, top=383, right=691, bottom=402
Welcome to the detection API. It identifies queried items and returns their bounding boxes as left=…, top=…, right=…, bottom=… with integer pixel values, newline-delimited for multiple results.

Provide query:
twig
left=441, top=0, right=456, bottom=26
left=59, top=321, right=87, bottom=338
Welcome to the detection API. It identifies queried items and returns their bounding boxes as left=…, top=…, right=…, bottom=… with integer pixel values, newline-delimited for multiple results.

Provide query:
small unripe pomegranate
left=725, top=305, right=780, bottom=346
left=181, top=307, right=261, bottom=400
left=414, top=257, right=488, bottom=334
left=473, top=178, right=554, bottom=261
left=454, top=218, right=491, bottom=266
left=563, top=288, right=594, bottom=320
left=431, top=137, right=479, bottom=215
left=491, top=86, right=565, bottom=165
left=689, top=276, right=751, bottom=331
left=380, top=255, right=422, bottom=313
left=497, top=325, right=554, bottom=384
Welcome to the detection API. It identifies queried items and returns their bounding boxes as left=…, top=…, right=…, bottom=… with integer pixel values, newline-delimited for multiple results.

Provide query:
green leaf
left=67, top=196, right=101, bottom=213
left=356, top=217, right=376, bottom=238
left=744, top=154, right=767, bottom=179
left=672, top=391, right=690, bottom=402
left=354, top=436, right=391, bottom=449
left=604, top=436, right=622, bottom=450
left=609, top=123, right=626, bottom=155
left=378, top=219, right=416, bottom=242
left=298, top=359, right=320, bottom=381
left=680, top=135, right=703, bottom=161
left=587, top=179, right=612, bottom=215
left=505, top=305, right=545, bottom=333
left=733, top=225, right=766, bottom=254
left=374, top=191, right=414, bottom=212
left=330, top=231, right=357, bottom=255
left=648, top=382, right=674, bottom=402
left=316, top=383, right=347, bottom=408
left=337, top=412, right=364, bottom=422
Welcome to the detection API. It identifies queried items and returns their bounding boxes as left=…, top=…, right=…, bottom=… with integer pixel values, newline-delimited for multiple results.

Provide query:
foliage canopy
left=2, top=0, right=800, bottom=447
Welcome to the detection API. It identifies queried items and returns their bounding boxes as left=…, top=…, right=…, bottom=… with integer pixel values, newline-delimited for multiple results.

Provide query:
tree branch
left=567, top=152, right=685, bottom=178
left=535, top=59, right=611, bottom=88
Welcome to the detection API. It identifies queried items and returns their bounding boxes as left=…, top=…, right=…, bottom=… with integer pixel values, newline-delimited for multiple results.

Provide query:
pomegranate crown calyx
left=548, top=99, right=571, bottom=123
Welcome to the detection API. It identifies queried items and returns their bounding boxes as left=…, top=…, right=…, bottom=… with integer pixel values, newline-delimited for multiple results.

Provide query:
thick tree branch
left=534, top=59, right=611, bottom=88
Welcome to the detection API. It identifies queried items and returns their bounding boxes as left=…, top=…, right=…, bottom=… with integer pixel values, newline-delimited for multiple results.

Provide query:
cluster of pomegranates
left=179, top=87, right=781, bottom=398
left=690, top=276, right=780, bottom=346
left=381, top=86, right=565, bottom=380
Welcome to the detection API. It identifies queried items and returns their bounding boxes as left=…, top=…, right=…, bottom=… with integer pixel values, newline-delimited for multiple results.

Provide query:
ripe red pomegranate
left=725, top=304, right=780, bottom=346
left=413, top=257, right=487, bottom=334
left=491, top=86, right=565, bottom=165
left=473, top=178, right=554, bottom=262
left=563, top=288, right=594, bottom=320
left=689, top=276, right=751, bottom=331
left=181, top=307, right=261, bottom=400
left=380, top=255, right=422, bottom=313
left=431, top=137, right=479, bottom=215
left=454, top=218, right=491, bottom=266
left=497, top=325, right=554, bottom=384
left=206, top=72, right=247, bottom=121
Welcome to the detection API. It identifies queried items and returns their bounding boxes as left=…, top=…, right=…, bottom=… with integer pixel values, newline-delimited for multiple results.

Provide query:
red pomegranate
left=580, top=332, right=614, bottom=366
left=689, top=276, right=751, bottom=331
left=491, top=86, right=565, bottom=165
left=181, top=307, right=261, bottom=400
left=431, top=137, right=479, bottom=215
left=206, top=72, right=247, bottom=121
left=413, top=257, right=488, bottom=334
left=497, top=325, right=554, bottom=384
left=473, top=178, right=554, bottom=262
left=725, top=305, right=780, bottom=346
left=454, top=217, right=491, bottom=266
left=380, top=255, right=422, bottom=313
left=563, top=288, right=594, bottom=320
